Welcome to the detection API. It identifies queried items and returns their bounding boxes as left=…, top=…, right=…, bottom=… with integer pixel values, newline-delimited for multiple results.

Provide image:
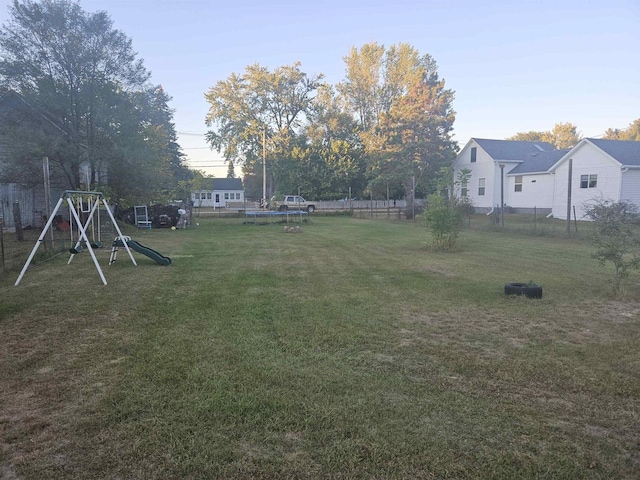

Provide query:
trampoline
left=244, top=210, right=308, bottom=224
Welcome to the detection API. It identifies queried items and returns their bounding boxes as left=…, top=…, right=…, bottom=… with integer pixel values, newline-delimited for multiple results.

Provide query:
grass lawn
left=1, top=216, right=639, bottom=479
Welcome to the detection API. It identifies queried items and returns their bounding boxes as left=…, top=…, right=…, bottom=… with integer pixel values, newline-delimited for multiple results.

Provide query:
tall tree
left=337, top=43, right=386, bottom=132
left=204, top=62, right=323, bottom=194
left=604, top=118, right=640, bottom=141
left=0, top=0, right=190, bottom=205
left=340, top=43, right=456, bottom=204
left=146, top=85, right=191, bottom=184
left=106, top=85, right=191, bottom=204
left=302, top=84, right=367, bottom=198
left=372, top=69, right=456, bottom=207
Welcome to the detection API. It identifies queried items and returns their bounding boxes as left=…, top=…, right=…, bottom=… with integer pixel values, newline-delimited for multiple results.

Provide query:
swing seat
left=91, top=241, right=103, bottom=248
left=70, top=245, right=84, bottom=254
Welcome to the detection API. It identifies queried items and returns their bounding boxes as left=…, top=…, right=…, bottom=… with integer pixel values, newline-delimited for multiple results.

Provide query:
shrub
left=584, top=200, right=640, bottom=294
left=421, top=194, right=469, bottom=251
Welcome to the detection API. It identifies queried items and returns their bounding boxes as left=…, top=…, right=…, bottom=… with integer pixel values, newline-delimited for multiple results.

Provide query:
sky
left=1, top=0, right=639, bottom=177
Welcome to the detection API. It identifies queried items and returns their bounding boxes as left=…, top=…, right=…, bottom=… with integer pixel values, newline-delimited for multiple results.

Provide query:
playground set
left=15, top=190, right=170, bottom=286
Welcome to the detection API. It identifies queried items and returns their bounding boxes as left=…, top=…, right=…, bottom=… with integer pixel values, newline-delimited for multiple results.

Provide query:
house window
left=478, top=178, right=485, bottom=196
left=515, top=176, right=523, bottom=192
left=470, top=147, right=477, bottom=163
left=200, top=192, right=206, bottom=200
left=580, top=174, right=597, bottom=189
left=224, top=193, right=229, bottom=200
left=206, top=192, right=212, bottom=199
left=461, top=180, right=468, bottom=198
left=235, top=193, right=240, bottom=200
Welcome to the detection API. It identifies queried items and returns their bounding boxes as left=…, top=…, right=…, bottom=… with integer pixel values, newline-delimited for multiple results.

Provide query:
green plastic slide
left=113, top=239, right=171, bottom=266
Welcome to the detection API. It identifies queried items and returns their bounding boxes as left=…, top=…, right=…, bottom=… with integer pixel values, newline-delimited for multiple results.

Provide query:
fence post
left=0, top=217, right=5, bottom=269
left=13, top=202, right=24, bottom=241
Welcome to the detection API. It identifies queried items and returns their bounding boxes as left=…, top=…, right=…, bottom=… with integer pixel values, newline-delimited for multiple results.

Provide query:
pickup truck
left=270, top=195, right=316, bottom=213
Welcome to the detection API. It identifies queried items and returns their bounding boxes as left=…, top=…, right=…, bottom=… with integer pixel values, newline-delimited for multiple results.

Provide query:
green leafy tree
left=584, top=200, right=640, bottom=294
left=604, top=118, right=640, bottom=141
left=84, top=84, right=190, bottom=205
left=0, top=0, right=150, bottom=190
left=146, top=85, right=191, bottom=185
left=302, top=84, right=367, bottom=198
left=339, top=43, right=456, bottom=208
left=368, top=56, right=456, bottom=212
left=337, top=43, right=386, bottom=133
left=204, top=62, right=323, bottom=195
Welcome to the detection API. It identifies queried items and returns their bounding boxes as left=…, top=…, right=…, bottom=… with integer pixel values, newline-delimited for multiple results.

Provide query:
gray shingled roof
left=508, top=149, right=570, bottom=175
left=473, top=138, right=556, bottom=161
left=587, top=138, right=640, bottom=166
left=212, top=178, right=243, bottom=190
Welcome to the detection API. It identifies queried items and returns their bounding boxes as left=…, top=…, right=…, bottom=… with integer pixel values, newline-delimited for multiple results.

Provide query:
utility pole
left=500, top=164, right=505, bottom=228
left=412, top=175, right=416, bottom=220
left=43, top=157, right=54, bottom=247
left=262, top=128, right=267, bottom=209
left=566, top=158, right=573, bottom=235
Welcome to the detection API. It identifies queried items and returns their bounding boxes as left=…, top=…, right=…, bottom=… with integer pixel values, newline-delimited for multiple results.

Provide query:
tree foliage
left=507, top=122, right=582, bottom=149
left=355, top=44, right=456, bottom=207
left=584, top=200, right=640, bottom=294
left=421, top=194, right=469, bottom=251
left=604, top=118, right=640, bottom=141
left=204, top=62, right=323, bottom=184
left=204, top=44, right=456, bottom=201
left=0, top=0, right=190, bottom=204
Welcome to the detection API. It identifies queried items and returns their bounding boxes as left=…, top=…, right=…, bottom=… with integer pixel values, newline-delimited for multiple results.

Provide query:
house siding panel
left=507, top=173, right=554, bottom=209
left=552, top=143, right=622, bottom=220
left=454, top=140, right=507, bottom=210
left=192, top=189, right=244, bottom=208
left=620, top=170, right=640, bottom=207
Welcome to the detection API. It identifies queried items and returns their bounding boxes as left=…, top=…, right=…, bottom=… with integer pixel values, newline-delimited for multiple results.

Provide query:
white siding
left=191, top=190, right=244, bottom=207
left=620, top=169, right=640, bottom=208
left=453, top=140, right=517, bottom=209
left=552, top=143, right=622, bottom=220
left=507, top=173, right=554, bottom=209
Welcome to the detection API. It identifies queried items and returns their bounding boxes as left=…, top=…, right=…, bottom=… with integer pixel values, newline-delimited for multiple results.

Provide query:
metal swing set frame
left=15, top=190, right=137, bottom=286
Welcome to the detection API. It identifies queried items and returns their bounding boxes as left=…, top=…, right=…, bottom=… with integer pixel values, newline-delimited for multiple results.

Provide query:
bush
left=421, top=194, right=469, bottom=251
left=584, top=200, right=640, bottom=294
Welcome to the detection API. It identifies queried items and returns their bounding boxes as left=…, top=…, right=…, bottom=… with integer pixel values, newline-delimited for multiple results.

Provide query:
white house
left=453, top=138, right=558, bottom=213
left=454, top=137, right=640, bottom=219
left=192, top=178, right=244, bottom=208
left=549, top=139, right=640, bottom=220
left=505, top=149, right=568, bottom=212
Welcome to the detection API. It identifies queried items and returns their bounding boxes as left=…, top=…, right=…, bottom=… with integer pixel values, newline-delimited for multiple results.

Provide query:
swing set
left=15, top=190, right=137, bottom=286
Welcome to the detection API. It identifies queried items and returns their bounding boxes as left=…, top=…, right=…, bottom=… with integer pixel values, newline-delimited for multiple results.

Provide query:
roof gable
left=211, top=178, right=243, bottom=191
left=549, top=138, right=640, bottom=172
left=473, top=138, right=556, bottom=161
left=587, top=138, right=640, bottom=166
